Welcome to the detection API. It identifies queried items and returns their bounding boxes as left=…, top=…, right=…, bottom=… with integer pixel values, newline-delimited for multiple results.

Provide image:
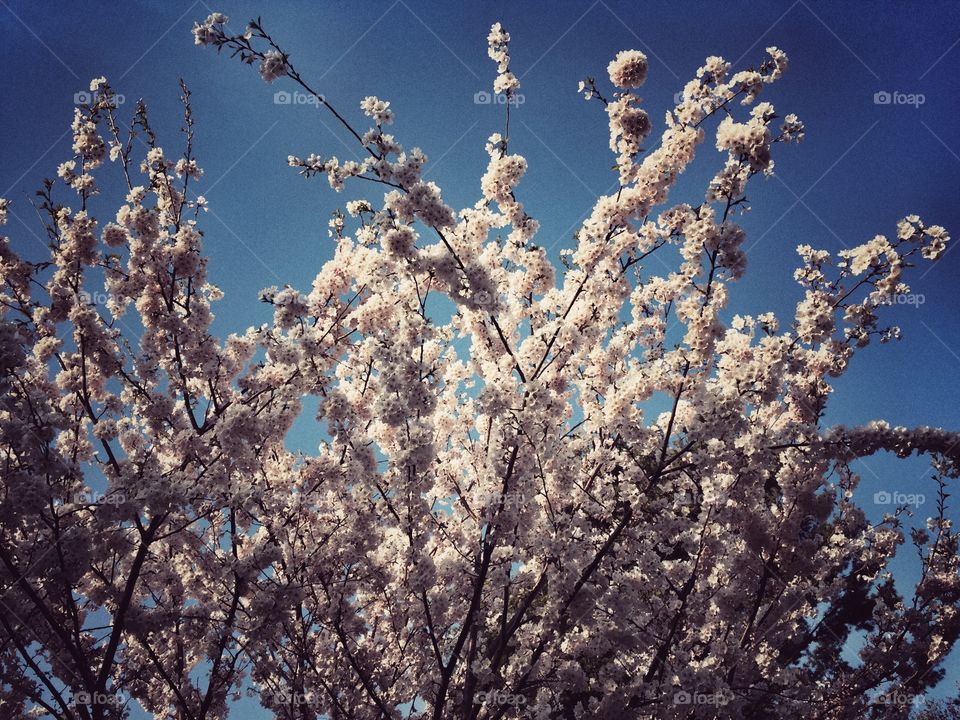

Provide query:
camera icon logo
left=873, top=91, right=892, bottom=105
left=274, top=90, right=292, bottom=105
left=873, top=490, right=892, bottom=504
left=474, top=90, right=492, bottom=105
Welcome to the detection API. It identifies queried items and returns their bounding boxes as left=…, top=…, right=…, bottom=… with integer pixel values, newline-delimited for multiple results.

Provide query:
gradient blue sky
left=2, top=0, right=960, bottom=713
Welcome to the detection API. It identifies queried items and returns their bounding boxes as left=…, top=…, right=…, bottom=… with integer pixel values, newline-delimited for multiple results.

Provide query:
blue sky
left=2, top=0, right=960, bottom=713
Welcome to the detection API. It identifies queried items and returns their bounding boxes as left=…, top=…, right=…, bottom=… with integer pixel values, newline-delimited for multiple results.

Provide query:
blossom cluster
left=607, top=49, right=648, bottom=88
left=487, top=22, right=520, bottom=96
left=0, top=14, right=955, bottom=720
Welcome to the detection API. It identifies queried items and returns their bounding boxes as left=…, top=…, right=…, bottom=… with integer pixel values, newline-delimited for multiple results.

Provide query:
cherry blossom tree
left=0, top=11, right=958, bottom=720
